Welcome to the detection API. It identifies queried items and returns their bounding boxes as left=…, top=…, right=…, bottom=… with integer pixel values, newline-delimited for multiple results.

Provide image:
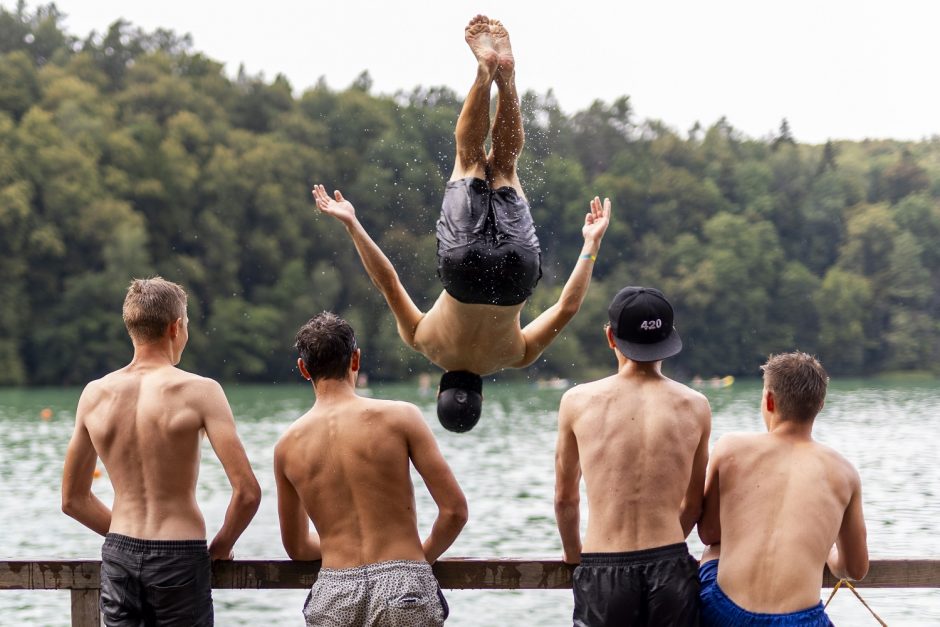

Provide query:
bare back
left=413, top=291, right=526, bottom=374
left=78, top=364, right=220, bottom=540
left=561, top=370, right=710, bottom=551
left=277, top=397, right=430, bottom=568
left=709, top=433, right=859, bottom=612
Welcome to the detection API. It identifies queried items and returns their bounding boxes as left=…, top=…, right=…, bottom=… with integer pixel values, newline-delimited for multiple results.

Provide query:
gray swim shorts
left=303, top=559, right=448, bottom=626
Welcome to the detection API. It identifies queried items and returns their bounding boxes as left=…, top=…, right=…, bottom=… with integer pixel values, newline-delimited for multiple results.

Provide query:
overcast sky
left=23, top=0, right=940, bottom=144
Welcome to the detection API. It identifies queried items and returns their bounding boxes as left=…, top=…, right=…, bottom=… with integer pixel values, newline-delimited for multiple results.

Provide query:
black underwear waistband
left=104, top=533, right=208, bottom=555
left=580, top=542, right=690, bottom=566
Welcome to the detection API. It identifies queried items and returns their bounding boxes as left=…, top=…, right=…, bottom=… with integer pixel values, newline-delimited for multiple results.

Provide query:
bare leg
left=487, top=18, right=524, bottom=195
left=451, top=15, right=498, bottom=182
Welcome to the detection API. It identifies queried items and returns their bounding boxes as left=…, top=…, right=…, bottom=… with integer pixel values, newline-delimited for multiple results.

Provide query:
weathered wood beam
left=2, top=559, right=939, bottom=591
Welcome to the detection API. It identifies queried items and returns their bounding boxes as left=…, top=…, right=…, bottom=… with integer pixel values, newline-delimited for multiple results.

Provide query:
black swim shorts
left=572, top=542, right=700, bottom=627
left=436, top=177, right=541, bottom=306
left=100, top=533, right=213, bottom=626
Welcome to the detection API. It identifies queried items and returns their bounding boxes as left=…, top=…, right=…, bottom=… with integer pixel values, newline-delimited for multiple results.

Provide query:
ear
left=765, top=389, right=775, bottom=413
left=350, top=348, right=361, bottom=372
left=167, top=317, right=183, bottom=339
left=606, top=325, right=617, bottom=349
left=297, top=358, right=312, bottom=381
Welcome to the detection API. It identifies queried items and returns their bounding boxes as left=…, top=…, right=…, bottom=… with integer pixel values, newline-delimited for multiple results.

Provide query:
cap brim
left=613, top=328, right=682, bottom=362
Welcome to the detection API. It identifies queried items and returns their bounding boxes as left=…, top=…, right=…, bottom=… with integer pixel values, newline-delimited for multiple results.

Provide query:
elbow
left=558, top=299, right=581, bottom=321
left=61, top=495, right=78, bottom=519
left=698, top=522, right=720, bottom=547
left=554, top=495, right=579, bottom=517
left=847, top=556, right=870, bottom=581
left=445, top=500, right=469, bottom=531
left=237, top=482, right=262, bottom=515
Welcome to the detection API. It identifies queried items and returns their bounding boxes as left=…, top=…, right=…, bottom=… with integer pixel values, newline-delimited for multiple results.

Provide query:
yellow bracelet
left=580, top=254, right=596, bottom=262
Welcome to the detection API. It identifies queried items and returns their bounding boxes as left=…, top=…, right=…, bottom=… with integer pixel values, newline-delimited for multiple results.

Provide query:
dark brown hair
left=294, top=312, right=357, bottom=382
left=122, top=277, right=187, bottom=342
left=761, top=352, right=829, bottom=422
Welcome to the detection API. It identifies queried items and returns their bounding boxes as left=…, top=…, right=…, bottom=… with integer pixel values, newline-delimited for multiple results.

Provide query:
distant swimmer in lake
left=274, top=312, right=467, bottom=626
left=698, top=352, right=869, bottom=626
left=554, top=286, right=711, bottom=626
left=61, top=277, right=261, bottom=626
left=313, top=14, right=610, bottom=433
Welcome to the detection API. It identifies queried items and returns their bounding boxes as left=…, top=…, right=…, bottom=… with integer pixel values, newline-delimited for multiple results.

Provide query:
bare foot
left=465, top=14, right=497, bottom=76
left=488, top=18, right=515, bottom=81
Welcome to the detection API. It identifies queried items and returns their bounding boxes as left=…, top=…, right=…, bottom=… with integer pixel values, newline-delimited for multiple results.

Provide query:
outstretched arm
left=554, top=392, right=583, bottom=564
left=518, top=196, right=611, bottom=367
left=313, top=185, right=425, bottom=347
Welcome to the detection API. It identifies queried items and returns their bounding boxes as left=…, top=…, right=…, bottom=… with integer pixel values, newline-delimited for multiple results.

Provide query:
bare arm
left=405, top=406, right=468, bottom=564
left=200, top=380, right=261, bottom=560
left=827, top=470, right=869, bottom=580
left=698, top=437, right=723, bottom=547
left=274, top=439, right=322, bottom=561
left=313, top=185, right=425, bottom=346
left=679, top=398, right=712, bottom=537
left=554, top=393, right=582, bottom=564
left=61, top=385, right=112, bottom=535
left=518, top=197, right=611, bottom=367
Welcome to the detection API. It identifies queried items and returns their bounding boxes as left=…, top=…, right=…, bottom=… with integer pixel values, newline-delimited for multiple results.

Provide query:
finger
left=603, top=198, right=612, bottom=217
left=334, top=190, right=345, bottom=202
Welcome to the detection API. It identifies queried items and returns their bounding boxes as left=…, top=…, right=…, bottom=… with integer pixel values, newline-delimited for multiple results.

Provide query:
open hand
left=582, top=196, right=611, bottom=245
left=312, top=184, right=357, bottom=226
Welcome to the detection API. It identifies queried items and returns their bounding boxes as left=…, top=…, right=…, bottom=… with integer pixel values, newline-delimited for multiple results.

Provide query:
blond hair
left=122, top=277, right=187, bottom=342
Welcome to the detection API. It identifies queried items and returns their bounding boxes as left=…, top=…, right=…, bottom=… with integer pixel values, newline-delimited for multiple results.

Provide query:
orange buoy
left=93, top=468, right=102, bottom=479
left=40, top=408, right=53, bottom=421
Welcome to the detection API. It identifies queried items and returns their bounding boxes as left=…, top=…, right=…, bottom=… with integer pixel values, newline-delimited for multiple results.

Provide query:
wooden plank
left=2, top=559, right=939, bottom=591
left=70, top=589, right=100, bottom=627
left=434, top=557, right=575, bottom=589
left=823, top=559, right=940, bottom=589
left=0, top=561, right=100, bottom=590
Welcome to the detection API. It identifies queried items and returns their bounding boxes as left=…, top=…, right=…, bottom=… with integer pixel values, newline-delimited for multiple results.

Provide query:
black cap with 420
left=607, top=286, right=682, bottom=362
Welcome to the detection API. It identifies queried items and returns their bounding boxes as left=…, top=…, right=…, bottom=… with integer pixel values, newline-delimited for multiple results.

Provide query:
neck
left=617, top=356, right=663, bottom=378
left=768, top=417, right=815, bottom=439
left=130, top=340, right=177, bottom=368
left=312, top=376, right=358, bottom=402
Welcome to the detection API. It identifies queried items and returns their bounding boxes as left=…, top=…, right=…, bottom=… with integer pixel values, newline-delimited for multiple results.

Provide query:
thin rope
left=824, top=578, right=888, bottom=626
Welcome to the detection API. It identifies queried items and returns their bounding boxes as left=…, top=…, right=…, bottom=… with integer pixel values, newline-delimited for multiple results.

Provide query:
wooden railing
left=2, top=558, right=938, bottom=627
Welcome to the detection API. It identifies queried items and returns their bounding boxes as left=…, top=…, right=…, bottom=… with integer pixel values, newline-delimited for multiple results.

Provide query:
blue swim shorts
left=699, top=560, right=833, bottom=626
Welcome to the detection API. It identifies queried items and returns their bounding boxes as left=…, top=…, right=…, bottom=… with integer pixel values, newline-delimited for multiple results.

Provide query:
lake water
left=1, top=379, right=938, bottom=626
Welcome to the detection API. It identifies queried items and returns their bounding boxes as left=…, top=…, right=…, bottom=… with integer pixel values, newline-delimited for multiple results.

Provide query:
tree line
left=1, top=2, right=939, bottom=386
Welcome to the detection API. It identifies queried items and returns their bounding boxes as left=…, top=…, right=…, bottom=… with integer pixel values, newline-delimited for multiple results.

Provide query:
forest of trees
left=1, top=3, right=939, bottom=386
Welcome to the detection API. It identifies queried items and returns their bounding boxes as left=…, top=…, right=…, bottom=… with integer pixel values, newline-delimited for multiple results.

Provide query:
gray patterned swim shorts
left=303, top=559, right=448, bottom=626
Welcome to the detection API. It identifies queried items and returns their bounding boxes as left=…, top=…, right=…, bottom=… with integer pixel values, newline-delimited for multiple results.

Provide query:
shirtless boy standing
left=698, top=352, right=868, bottom=626
left=62, top=277, right=261, bottom=626
left=274, top=312, right=467, bottom=626
left=554, top=286, right=711, bottom=626
left=313, top=14, right=611, bottom=432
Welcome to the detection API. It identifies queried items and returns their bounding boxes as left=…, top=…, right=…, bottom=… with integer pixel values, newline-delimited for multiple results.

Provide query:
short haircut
left=123, top=277, right=187, bottom=343
left=294, top=312, right=358, bottom=382
left=761, top=352, right=829, bottom=422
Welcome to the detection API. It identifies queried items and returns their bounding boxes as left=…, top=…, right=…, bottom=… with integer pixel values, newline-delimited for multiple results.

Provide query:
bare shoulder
left=366, top=397, right=425, bottom=428
left=169, top=369, right=226, bottom=400
left=560, top=377, right=612, bottom=406
left=814, top=440, right=862, bottom=485
left=666, top=377, right=710, bottom=408
left=712, top=431, right=758, bottom=456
